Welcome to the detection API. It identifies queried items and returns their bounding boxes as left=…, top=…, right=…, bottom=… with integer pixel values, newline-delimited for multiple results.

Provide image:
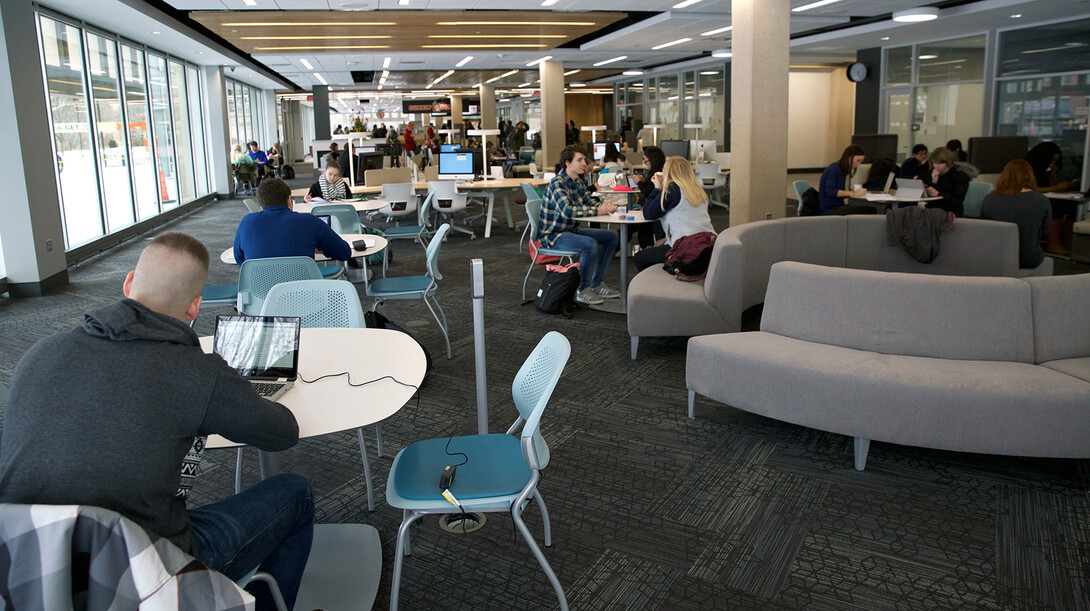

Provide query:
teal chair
left=236, top=256, right=326, bottom=316
left=310, top=203, right=360, bottom=234
left=522, top=198, right=578, bottom=301
left=199, top=283, right=237, bottom=307
left=962, top=181, right=992, bottom=218
left=793, top=180, right=812, bottom=216
left=384, top=191, right=433, bottom=252
left=366, top=224, right=452, bottom=359
left=518, top=182, right=544, bottom=253
left=259, top=279, right=383, bottom=510
left=386, top=331, right=572, bottom=611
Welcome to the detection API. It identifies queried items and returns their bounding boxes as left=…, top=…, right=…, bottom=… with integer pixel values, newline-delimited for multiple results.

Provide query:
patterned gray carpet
left=1, top=177, right=1088, bottom=610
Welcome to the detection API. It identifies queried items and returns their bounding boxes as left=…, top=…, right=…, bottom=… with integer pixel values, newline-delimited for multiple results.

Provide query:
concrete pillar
left=263, top=89, right=278, bottom=150
left=313, top=85, right=330, bottom=140
left=202, top=65, right=231, bottom=197
left=730, top=0, right=789, bottom=225
left=0, top=0, right=68, bottom=294
left=540, top=60, right=566, bottom=173
left=450, top=95, right=464, bottom=143
left=479, top=83, right=497, bottom=147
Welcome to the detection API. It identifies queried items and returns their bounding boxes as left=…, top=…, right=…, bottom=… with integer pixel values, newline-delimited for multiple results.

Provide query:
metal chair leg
left=356, top=427, right=375, bottom=511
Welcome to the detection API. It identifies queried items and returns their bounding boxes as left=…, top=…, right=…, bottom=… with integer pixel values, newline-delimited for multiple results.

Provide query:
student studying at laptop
left=0, top=232, right=314, bottom=610
left=234, top=177, right=352, bottom=265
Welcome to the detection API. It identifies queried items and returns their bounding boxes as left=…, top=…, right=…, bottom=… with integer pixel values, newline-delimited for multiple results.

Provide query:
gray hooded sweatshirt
left=0, top=298, right=298, bottom=554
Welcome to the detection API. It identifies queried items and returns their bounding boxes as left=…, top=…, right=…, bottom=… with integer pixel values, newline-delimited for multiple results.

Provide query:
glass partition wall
left=37, top=11, right=213, bottom=250
left=616, top=65, right=726, bottom=151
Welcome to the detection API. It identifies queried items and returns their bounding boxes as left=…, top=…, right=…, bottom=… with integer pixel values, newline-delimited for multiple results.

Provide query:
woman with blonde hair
left=634, top=155, right=715, bottom=271
left=981, top=159, right=1050, bottom=268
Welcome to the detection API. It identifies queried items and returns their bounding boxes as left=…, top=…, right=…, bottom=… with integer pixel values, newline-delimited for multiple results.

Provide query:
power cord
left=297, top=371, right=423, bottom=418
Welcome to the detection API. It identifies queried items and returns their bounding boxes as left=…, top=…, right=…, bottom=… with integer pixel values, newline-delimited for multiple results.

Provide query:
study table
left=220, top=234, right=388, bottom=287
left=201, top=327, right=427, bottom=511
left=292, top=199, right=389, bottom=215
left=577, top=208, right=651, bottom=315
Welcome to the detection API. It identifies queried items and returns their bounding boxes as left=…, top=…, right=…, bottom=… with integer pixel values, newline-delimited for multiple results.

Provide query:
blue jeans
left=190, top=473, right=314, bottom=610
left=552, top=228, right=619, bottom=291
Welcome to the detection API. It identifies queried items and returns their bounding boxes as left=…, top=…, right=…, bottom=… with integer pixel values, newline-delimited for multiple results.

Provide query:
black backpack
left=281, top=165, right=295, bottom=180
left=526, top=263, right=580, bottom=318
left=364, top=310, right=433, bottom=383
left=799, top=187, right=820, bottom=216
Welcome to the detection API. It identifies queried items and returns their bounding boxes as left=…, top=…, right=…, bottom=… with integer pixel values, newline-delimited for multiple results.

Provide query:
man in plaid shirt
left=539, top=145, right=620, bottom=305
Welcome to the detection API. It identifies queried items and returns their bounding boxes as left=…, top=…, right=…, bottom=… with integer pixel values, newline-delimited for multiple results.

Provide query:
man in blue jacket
left=233, top=177, right=352, bottom=265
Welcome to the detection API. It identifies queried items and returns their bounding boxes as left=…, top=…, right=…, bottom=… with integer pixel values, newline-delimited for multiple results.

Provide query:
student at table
left=0, top=232, right=313, bottom=610
left=1026, top=141, right=1080, bottom=254
left=981, top=159, right=1050, bottom=269
left=234, top=177, right=351, bottom=264
left=539, top=145, right=619, bottom=306
left=304, top=163, right=354, bottom=202
left=635, top=156, right=716, bottom=272
left=633, top=146, right=667, bottom=249
left=899, top=144, right=929, bottom=179
left=922, top=146, right=970, bottom=217
left=232, top=143, right=255, bottom=166
left=248, top=140, right=270, bottom=183
left=818, top=145, right=868, bottom=215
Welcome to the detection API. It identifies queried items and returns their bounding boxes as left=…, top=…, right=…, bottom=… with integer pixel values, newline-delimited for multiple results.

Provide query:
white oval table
left=292, top=199, right=389, bottom=215
left=220, top=234, right=388, bottom=264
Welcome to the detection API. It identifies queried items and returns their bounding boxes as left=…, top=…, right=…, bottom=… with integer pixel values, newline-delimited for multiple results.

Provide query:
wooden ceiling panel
left=190, top=10, right=628, bottom=53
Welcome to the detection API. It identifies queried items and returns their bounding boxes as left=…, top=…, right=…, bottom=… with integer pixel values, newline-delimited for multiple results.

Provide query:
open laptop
left=895, top=178, right=927, bottom=199
left=213, top=315, right=301, bottom=402
left=315, top=214, right=332, bottom=227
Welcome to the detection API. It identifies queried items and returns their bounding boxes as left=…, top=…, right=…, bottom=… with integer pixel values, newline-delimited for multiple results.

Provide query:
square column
left=202, top=65, right=232, bottom=197
left=313, top=85, right=330, bottom=141
left=540, top=60, right=566, bottom=174
left=479, top=84, right=497, bottom=148
left=730, top=0, right=789, bottom=225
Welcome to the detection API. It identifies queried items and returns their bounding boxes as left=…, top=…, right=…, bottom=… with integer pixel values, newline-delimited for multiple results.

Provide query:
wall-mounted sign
left=403, top=100, right=451, bottom=113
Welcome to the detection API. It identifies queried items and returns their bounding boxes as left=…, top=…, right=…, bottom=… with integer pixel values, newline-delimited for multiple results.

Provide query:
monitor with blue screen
left=438, top=151, right=475, bottom=180
left=440, top=143, right=461, bottom=152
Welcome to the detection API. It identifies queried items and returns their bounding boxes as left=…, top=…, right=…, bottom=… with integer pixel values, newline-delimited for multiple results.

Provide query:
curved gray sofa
left=687, top=261, right=1090, bottom=470
left=628, top=215, right=1053, bottom=359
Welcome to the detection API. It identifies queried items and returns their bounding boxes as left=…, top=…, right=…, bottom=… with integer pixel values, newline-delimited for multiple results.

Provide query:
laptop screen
left=315, top=214, right=332, bottom=226
left=213, top=315, right=301, bottom=380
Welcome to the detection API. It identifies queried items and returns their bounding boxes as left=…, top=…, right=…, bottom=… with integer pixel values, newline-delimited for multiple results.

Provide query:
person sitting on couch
left=635, top=156, right=715, bottom=272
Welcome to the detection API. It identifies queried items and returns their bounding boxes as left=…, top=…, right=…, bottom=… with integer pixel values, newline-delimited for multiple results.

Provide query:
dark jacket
left=923, top=167, right=970, bottom=217
left=0, top=299, right=299, bottom=554
left=887, top=206, right=953, bottom=263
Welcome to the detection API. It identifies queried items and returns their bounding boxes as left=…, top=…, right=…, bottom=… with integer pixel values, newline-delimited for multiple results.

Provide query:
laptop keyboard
left=251, top=382, right=285, bottom=397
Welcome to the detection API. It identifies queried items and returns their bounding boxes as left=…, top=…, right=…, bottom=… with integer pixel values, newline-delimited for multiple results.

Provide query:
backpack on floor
left=526, top=262, right=580, bottom=318
left=281, top=165, right=295, bottom=180
left=364, top=310, right=433, bottom=383
left=799, top=187, right=820, bottom=216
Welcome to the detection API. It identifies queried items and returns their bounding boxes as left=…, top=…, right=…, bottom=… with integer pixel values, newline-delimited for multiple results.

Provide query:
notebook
left=895, top=178, right=926, bottom=199
left=213, top=315, right=301, bottom=402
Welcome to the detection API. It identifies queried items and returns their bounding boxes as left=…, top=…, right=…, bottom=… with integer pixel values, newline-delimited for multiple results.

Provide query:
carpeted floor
left=1, top=174, right=1088, bottom=610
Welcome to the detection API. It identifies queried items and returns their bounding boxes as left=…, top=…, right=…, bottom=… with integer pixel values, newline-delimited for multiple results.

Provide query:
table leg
left=258, top=450, right=282, bottom=480
left=484, top=192, right=496, bottom=238
left=619, top=224, right=629, bottom=307
left=503, top=192, right=514, bottom=229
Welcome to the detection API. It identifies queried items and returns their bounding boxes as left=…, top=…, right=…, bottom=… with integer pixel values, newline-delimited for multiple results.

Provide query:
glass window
left=884, top=46, right=913, bottom=87
left=242, top=86, right=252, bottom=146
left=696, top=68, right=726, bottom=150
left=147, top=54, right=178, bottom=209
left=186, top=66, right=208, bottom=196
left=917, top=35, right=986, bottom=84
left=657, top=75, right=679, bottom=140
left=999, top=18, right=1090, bottom=77
left=884, top=90, right=913, bottom=160
left=121, top=45, right=159, bottom=221
left=626, top=80, right=643, bottom=105
left=996, top=74, right=1089, bottom=182
left=914, top=83, right=984, bottom=150
left=169, top=60, right=195, bottom=203
left=226, top=80, right=238, bottom=148
left=86, top=32, right=134, bottom=233
left=39, top=15, right=104, bottom=249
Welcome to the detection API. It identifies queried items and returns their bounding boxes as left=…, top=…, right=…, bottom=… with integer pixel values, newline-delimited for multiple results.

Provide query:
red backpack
left=663, top=232, right=717, bottom=281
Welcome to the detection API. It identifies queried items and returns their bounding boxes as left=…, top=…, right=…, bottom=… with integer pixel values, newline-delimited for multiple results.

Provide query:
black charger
left=439, top=465, right=457, bottom=489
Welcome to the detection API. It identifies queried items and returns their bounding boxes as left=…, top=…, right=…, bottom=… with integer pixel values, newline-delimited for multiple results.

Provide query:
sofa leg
left=687, top=390, right=695, bottom=419
left=630, top=336, right=639, bottom=360
left=853, top=437, right=870, bottom=471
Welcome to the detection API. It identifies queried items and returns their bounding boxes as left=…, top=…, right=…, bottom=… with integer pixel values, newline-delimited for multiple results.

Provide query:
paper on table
left=864, top=193, right=897, bottom=202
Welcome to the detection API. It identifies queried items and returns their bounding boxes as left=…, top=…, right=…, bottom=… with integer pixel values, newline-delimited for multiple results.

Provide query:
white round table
left=293, top=199, right=389, bottom=215
left=220, top=234, right=388, bottom=265
left=578, top=209, right=651, bottom=314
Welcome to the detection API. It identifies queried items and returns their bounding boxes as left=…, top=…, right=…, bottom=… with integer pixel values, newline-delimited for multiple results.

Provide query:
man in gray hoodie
left=0, top=232, right=313, bottom=610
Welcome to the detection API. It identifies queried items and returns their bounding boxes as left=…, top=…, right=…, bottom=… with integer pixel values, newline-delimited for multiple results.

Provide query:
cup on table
left=852, top=183, right=863, bottom=191
left=617, top=205, right=627, bottom=215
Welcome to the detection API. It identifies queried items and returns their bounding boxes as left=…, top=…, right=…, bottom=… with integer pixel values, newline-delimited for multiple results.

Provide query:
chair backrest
left=424, top=223, right=452, bottom=281
left=511, top=331, right=571, bottom=470
left=528, top=162, right=539, bottom=177
left=417, top=191, right=434, bottom=227
left=260, top=279, right=365, bottom=328
left=380, top=183, right=419, bottom=218
left=309, top=203, right=360, bottom=233
left=234, top=164, right=255, bottom=180
left=519, top=146, right=534, bottom=162
left=696, top=163, right=722, bottom=186
left=423, top=165, right=439, bottom=182
left=793, top=180, right=812, bottom=204
left=428, top=181, right=468, bottom=213
left=237, top=256, right=323, bottom=315
left=520, top=182, right=541, bottom=203
left=524, top=197, right=544, bottom=238
left=534, top=149, right=545, bottom=168
left=962, top=181, right=993, bottom=218
left=243, top=199, right=261, bottom=213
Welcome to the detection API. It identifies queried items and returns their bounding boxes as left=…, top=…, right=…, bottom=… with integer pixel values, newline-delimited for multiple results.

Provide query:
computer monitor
left=440, top=143, right=461, bottom=152
left=438, top=151, right=476, bottom=180
left=691, top=140, right=717, bottom=163
left=660, top=139, right=689, bottom=160
left=357, top=145, right=376, bottom=153
left=592, top=142, right=607, bottom=161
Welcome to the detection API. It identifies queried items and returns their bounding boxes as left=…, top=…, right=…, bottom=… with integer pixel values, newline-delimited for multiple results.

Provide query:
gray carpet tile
left=2, top=184, right=1090, bottom=610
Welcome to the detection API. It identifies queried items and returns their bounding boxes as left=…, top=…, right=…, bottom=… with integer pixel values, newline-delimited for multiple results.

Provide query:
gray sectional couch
left=686, top=261, right=1090, bottom=470
left=627, top=215, right=1053, bottom=359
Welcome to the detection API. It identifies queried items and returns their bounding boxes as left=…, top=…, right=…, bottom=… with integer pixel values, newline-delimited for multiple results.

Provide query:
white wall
left=787, top=70, right=855, bottom=168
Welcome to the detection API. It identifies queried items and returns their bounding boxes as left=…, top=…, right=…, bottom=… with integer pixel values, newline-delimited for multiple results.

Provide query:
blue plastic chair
left=366, top=224, right=452, bottom=359
left=259, top=279, right=383, bottom=510
left=518, top=182, right=544, bottom=253
left=962, top=181, right=992, bottom=218
left=199, top=283, right=238, bottom=307
left=793, top=180, right=812, bottom=216
left=310, top=203, right=360, bottom=234
left=386, top=331, right=572, bottom=611
left=522, top=198, right=578, bottom=300
left=236, top=256, right=325, bottom=316
left=384, top=191, right=433, bottom=252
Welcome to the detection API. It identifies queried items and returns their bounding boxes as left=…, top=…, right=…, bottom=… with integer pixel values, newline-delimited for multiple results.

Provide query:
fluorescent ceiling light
left=623, top=70, right=643, bottom=76
left=1010, top=13, right=1022, bottom=19
left=699, top=70, right=718, bottom=75
left=456, top=56, right=474, bottom=67
left=1023, top=43, right=1086, bottom=54
left=918, top=54, right=938, bottom=60
left=519, top=82, right=532, bottom=87
left=526, top=56, right=553, bottom=66
left=240, top=35, right=389, bottom=40
left=701, top=26, right=732, bottom=36
left=437, top=21, right=594, bottom=26
left=223, top=21, right=395, bottom=26
left=382, top=57, right=391, bottom=68
left=892, top=8, right=939, bottom=23
left=652, top=38, right=691, bottom=50
left=254, top=45, right=389, bottom=50
left=312, top=72, right=327, bottom=85
left=570, top=82, right=586, bottom=87
left=593, top=56, right=627, bottom=66
left=398, top=0, right=410, bottom=4
left=541, top=0, right=559, bottom=5
left=299, top=58, right=313, bottom=70
left=711, top=49, right=732, bottom=58
left=424, top=44, right=547, bottom=49
left=428, top=34, right=566, bottom=39
left=672, top=0, right=702, bottom=7
left=426, top=83, right=434, bottom=89
left=792, top=0, right=841, bottom=12
left=564, top=69, right=581, bottom=76
left=242, top=0, right=257, bottom=5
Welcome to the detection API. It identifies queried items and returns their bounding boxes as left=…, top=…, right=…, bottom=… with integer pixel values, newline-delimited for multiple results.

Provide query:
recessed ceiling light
left=312, top=72, right=327, bottom=85
left=570, top=82, right=586, bottom=87
left=382, top=57, right=391, bottom=68
left=1010, top=13, right=1022, bottom=18
left=699, top=70, right=717, bottom=75
left=224, top=21, right=395, bottom=26
left=792, top=0, right=841, bottom=12
left=242, top=0, right=257, bottom=5
left=152, top=30, right=161, bottom=35
left=339, top=2, right=370, bottom=8
left=300, top=58, right=314, bottom=69
left=437, top=21, right=595, bottom=26
left=880, top=36, right=890, bottom=41
left=623, top=70, right=643, bottom=76
left=653, top=38, right=691, bottom=50
left=593, top=56, right=627, bottom=67
left=564, top=69, right=581, bottom=76
left=519, top=82, right=532, bottom=87
left=398, top=0, right=410, bottom=4
left=672, top=0, right=702, bottom=8
left=541, top=0, right=559, bottom=5
left=918, top=54, right=938, bottom=60
left=712, top=49, right=732, bottom=58
left=892, top=8, right=939, bottom=23
left=424, top=44, right=547, bottom=49
left=456, top=56, right=474, bottom=67
left=526, top=56, right=553, bottom=66
left=701, top=26, right=732, bottom=37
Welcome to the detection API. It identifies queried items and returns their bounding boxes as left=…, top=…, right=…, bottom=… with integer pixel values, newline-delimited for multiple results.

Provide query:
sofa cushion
left=845, top=216, right=1018, bottom=276
left=761, top=262, right=1035, bottom=363
left=628, top=267, right=735, bottom=336
left=782, top=216, right=849, bottom=269
left=1028, top=273, right=1090, bottom=363
left=734, top=221, right=785, bottom=310
left=687, top=332, right=1090, bottom=458
left=1041, top=357, right=1090, bottom=384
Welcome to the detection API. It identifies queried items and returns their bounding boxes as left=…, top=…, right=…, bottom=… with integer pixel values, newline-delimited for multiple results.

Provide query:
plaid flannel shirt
left=538, top=171, right=600, bottom=248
